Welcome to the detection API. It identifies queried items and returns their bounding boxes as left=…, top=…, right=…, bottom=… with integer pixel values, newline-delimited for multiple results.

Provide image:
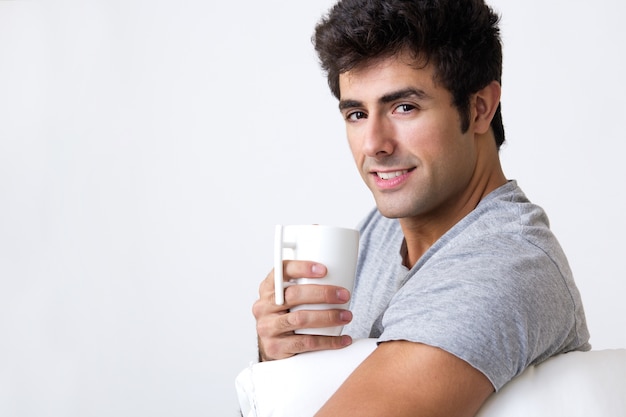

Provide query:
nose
left=361, top=114, right=395, bottom=158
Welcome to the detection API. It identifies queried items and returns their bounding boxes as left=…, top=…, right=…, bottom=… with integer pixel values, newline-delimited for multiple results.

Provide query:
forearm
left=315, top=341, right=494, bottom=417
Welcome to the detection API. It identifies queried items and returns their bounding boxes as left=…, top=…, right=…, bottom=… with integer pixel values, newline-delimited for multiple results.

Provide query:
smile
left=376, top=170, right=409, bottom=180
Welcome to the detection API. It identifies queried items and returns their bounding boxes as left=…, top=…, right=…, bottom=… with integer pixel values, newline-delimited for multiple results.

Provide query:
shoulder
left=441, top=181, right=565, bottom=267
left=379, top=182, right=590, bottom=389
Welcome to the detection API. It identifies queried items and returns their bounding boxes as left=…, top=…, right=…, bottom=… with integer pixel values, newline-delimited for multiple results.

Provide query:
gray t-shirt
left=343, top=180, right=591, bottom=390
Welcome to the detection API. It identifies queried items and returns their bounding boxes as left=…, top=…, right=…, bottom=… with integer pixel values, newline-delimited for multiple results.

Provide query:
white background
left=1, top=1, right=625, bottom=416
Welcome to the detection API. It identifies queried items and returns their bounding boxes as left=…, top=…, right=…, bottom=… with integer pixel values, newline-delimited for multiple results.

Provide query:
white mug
left=274, top=224, right=360, bottom=336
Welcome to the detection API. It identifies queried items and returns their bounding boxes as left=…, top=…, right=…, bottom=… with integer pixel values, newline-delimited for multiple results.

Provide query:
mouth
left=370, top=168, right=415, bottom=190
left=376, top=170, right=410, bottom=180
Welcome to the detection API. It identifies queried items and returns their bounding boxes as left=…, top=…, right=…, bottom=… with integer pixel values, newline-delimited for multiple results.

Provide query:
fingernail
left=337, top=288, right=350, bottom=302
left=339, top=310, right=352, bottom=323
left=311, top=263, right=326, bottom=275
left=341, top=335, right=352, bottom=346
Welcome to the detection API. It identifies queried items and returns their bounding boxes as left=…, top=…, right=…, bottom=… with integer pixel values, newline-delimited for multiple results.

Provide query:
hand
left=252, top=260, right=353, bottom=361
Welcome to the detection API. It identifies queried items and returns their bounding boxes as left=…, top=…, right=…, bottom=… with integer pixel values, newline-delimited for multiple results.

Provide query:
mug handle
left=274, top=225, right=296, bottom=305
left=274, top=225, right=285, bottom=305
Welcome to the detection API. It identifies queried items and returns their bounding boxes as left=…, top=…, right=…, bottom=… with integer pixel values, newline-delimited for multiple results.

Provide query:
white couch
left=235, top=338, right=626, bottom=417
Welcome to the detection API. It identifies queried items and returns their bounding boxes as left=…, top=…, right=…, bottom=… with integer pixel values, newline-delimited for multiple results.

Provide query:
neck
left=399, top=139, right=507, bottom=268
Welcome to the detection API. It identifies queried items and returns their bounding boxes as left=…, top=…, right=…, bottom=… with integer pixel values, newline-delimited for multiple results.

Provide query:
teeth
left=377, top=170, right=408, bottom=180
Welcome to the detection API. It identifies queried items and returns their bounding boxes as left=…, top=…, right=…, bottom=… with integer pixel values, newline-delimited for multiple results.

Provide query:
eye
left=346, top=111, right=367, bottom=122
left=394, top=104, right=417, bottom=114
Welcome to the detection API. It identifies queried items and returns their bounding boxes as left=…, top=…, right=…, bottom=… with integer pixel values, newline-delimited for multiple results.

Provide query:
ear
left=472, top=81, right=501, bottom=135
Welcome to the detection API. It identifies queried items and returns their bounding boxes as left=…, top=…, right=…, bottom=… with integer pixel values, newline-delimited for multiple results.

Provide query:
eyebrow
left=338, top=87, right=430, bottom=111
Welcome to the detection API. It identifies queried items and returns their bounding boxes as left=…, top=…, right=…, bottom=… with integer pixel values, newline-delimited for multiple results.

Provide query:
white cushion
left=235, top=339, right=626, bottom=417
left=236, top=339, right=377, bottom=417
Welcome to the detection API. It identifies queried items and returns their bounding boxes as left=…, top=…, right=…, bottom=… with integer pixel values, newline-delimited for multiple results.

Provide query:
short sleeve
left=378, top=234, right=582, bottom=390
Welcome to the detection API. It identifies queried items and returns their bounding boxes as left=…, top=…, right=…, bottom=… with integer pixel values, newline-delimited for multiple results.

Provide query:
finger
left=284, top=284, right=351, bottom=308
left=288, top=334, right=353, bottom=356
left=262, top=334, right=353, bottom=361
left=252, top=293, right=290, bottom=320
left=266, top=261, right=328, bottom=306
left=276, top=308, right=353, bottom=334
left=283, top=260, right=327, bottom=281
left=255, top=308, right=352, bottom=340
left=257, top=261, right=326, bottom=296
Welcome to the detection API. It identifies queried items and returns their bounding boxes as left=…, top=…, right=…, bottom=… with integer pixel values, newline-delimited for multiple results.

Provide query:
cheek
left=402, top=123, right=442, bottom=160
left=404, top=120, right=471, bottom=173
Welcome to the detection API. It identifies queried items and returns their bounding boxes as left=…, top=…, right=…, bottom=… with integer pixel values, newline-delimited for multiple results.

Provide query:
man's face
left=338, top=54, right=478, bottom=220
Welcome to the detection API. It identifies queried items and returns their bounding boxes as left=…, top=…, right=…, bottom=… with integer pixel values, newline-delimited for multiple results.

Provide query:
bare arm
left=316, top=340, right=494, bottom=417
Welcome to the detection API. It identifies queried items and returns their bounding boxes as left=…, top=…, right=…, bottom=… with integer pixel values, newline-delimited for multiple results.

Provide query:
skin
left=254, top=261, right=353, bottom=361
left=253, top=50, right=506, bottom=416
left=339, top=52, right=507, bottom=265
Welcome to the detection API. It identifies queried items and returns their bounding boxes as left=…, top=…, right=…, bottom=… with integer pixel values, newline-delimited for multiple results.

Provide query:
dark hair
left=313, top=0, right=505, bottom=148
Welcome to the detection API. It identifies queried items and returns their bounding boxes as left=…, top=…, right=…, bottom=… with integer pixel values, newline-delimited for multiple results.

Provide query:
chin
left=374, top=197, right=427, bottom=220
left=374, top=203, right=409, bottom=219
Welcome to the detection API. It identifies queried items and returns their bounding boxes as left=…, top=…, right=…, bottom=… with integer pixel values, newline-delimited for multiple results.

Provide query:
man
left=252, top=0, right=590, bottom=415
